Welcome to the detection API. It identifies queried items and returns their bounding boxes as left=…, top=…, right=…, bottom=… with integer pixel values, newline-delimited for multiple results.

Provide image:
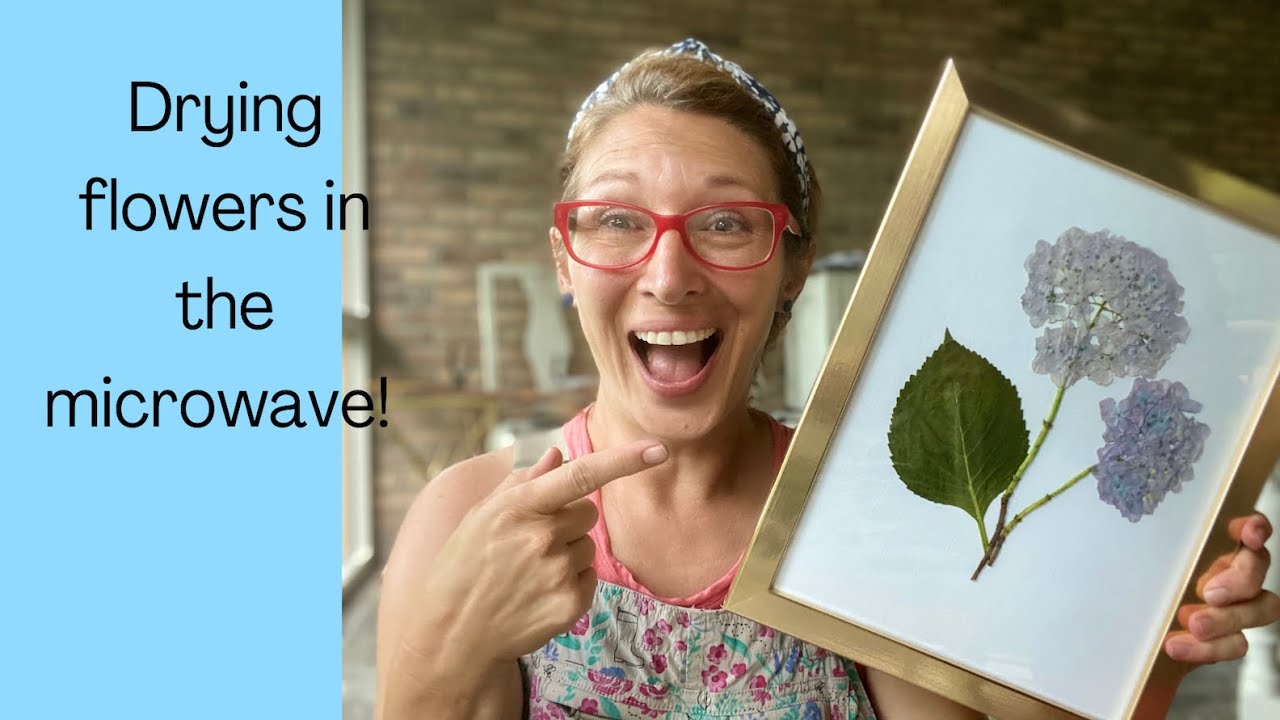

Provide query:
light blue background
left=1, top=3, right=341, bottom=717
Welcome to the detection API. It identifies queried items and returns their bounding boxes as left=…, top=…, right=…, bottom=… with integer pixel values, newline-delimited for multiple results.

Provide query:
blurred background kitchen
left=339, top=0, right=1280, bottom=717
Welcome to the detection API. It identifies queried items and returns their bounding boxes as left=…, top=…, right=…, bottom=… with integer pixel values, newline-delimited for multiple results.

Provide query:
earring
left=561, top=292, right=575, bottom=308
left=779, top=299, right=794, bottom=318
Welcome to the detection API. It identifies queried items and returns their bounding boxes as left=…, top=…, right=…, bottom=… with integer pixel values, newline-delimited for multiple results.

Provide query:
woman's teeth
left=632, top=328, right=717, bottom=346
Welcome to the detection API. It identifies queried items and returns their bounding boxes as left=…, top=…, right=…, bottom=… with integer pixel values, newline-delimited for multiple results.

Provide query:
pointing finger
left=523, top=440, right=667, bottom=513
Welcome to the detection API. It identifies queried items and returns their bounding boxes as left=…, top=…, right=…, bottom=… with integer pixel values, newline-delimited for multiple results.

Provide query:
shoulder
left=754, top=408, right=796, bottom=450
left=382, top=447, right=514, bottom=578
left=774, top=418, right=796, bottom=442
left=752, top=406, right=794, bottom=433
left=417, top=447, right=514, bottom=518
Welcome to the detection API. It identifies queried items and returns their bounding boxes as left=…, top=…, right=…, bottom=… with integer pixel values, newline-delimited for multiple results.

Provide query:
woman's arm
left=375, top=448, right=524, bottom=720
left=861, top=667, right=985, bottom=720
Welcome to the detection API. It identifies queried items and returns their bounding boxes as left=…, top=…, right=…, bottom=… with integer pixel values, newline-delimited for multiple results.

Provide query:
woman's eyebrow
left=583, top=170, right=640, bottom=188
left=706, top=174, right=753, bottom=190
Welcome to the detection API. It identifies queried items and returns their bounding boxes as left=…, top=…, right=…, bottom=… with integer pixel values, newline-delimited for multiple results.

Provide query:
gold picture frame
left=725, top=59, right=1280, bottom=719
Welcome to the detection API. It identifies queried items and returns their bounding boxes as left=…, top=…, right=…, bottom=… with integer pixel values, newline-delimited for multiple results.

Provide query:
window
left=342, top=0, right=373, bottom=592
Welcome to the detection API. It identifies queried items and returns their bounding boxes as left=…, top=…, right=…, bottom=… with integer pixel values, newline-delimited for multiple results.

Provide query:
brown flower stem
left=985, top=494, right=1011, bottom=560
left=972, top=525, right=1004, bottom=580
left=971, top=464, right=1094, bottom=581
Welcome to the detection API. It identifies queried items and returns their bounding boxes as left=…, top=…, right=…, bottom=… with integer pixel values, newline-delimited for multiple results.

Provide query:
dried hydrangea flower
left=1093, top=378, right=1210, bottom=522
left=1022, top=227, right=1189, bottom=387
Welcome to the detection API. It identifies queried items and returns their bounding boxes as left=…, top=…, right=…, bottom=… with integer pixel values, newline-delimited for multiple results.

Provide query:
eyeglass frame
left=553, top=200, right=799, bottom=272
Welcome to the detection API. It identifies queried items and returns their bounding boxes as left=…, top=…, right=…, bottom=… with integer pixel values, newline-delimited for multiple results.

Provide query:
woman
left=377, top=40, right=1280, bottom=719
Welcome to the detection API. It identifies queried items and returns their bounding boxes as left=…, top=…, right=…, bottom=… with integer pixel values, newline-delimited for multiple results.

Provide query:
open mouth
left=629, top=328, right=722, bottom=387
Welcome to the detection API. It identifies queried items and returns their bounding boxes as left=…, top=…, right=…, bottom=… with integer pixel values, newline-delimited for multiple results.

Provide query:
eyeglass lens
left=567, top=204, right=775, bottom=268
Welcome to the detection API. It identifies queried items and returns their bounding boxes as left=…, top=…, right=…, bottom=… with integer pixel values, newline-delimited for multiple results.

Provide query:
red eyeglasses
left=553, top=201, right=796, bottom=271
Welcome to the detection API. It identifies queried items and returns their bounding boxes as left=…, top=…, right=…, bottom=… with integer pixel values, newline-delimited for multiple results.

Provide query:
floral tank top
left=516, top=409, right=878, bottom=720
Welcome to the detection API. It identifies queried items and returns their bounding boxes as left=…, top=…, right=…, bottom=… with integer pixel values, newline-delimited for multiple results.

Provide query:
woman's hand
left=418, top=440, right=668, bottom=663
left=376, top=438, right=667, bottom=720
left=1165, top=512, right=1279, bottom=663
left=1132, top=513, right=1277, bottom=719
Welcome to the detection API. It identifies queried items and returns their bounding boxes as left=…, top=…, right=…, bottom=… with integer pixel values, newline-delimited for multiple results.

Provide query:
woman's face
left=553, top=105, right=799, bottom=439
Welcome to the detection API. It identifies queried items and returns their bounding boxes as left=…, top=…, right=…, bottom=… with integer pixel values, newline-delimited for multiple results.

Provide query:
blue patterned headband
left=568, top=38, right=812, bottom=221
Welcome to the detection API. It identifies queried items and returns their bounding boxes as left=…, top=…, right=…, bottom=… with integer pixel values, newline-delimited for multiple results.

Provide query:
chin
left=630, top=395, right=741, bottom=442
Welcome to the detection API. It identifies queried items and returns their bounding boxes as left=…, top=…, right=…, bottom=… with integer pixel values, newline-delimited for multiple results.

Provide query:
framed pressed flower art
left=725, top=60, right=1280, bottom=719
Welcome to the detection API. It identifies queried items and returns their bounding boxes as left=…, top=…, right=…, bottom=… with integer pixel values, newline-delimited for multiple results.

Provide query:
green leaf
left=597, top=696, right=623, bottom=718
left=592, top=610, right=610, bottom=626
left=721, top=633, right=749, bottom=657
left=553, top=635, right=582, bottom=651
left=888, top=330, right=1028, bottom=532
left=591, top=626, right=608, bottom=643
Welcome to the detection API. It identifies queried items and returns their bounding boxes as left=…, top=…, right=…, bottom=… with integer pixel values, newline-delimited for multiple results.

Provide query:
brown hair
left=559, top=50, right=821, bottom=345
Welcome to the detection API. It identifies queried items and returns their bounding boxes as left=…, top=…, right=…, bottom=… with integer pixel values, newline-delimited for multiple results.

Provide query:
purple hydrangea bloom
left=1093, top=378, right=1210, bottom=522
left=1023, top=227, right=1189, bottom=387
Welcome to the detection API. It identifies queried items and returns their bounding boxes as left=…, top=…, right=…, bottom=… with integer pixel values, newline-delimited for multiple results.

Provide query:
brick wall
left=364, top=0, right=1280, bottom=559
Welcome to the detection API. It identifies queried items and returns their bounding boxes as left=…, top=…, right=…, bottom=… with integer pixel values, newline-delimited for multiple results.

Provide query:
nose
left=637, top=228, right=706, bottom=304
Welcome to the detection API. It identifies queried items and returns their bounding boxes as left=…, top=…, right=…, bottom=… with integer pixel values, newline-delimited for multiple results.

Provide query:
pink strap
left=562, top=406, right=794, bottom=609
